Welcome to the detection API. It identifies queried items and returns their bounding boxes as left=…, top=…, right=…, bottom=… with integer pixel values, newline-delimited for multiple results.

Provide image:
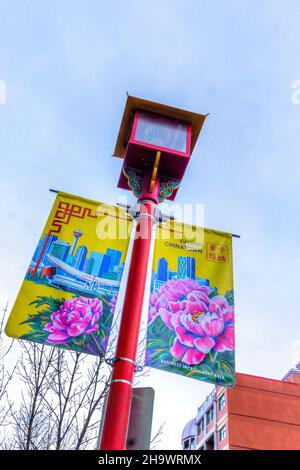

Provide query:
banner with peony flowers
left=5, top=192, right=132, bottom=356
left=146, top=223, right=235, bottom=387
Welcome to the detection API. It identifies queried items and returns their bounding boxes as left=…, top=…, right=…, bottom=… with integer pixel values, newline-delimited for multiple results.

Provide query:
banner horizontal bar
left=48, top=188, right=241, bottom=238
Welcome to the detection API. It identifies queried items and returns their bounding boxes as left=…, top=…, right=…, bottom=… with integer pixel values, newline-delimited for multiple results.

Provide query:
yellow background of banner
left=154, top=221, right=233, bottom=295
left=5, top=192, right=132, bottom=339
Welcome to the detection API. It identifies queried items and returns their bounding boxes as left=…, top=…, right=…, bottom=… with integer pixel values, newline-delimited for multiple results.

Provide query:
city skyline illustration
left=27, top=229, right=125, bottom=297
left=27, top=229, right=220, bottom=298
left=151, top=255, right=213, bottom=293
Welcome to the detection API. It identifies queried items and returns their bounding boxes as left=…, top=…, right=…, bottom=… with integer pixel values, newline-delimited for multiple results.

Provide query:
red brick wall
left=197, top=430, right=204, bottom=445
left=206, top=419, right=214, bottom=435
left=227, top=373, right=300, bottom=450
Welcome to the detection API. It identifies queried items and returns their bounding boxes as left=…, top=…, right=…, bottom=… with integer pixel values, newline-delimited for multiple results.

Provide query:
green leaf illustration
left=72, top=335, right=86, bottom=346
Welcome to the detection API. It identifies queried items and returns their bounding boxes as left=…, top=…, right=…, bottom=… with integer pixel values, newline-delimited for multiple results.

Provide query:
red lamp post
left=100, top=95, right=207, bottom=450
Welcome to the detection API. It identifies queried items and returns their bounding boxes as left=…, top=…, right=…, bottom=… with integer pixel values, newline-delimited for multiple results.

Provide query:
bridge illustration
left=46, top=254, right=120, bottom=295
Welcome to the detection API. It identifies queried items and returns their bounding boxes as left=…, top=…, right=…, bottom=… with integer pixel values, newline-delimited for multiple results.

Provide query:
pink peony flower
left=150, top=279, right=234, bottom=366
left=148, top=291, right=167, bottom=326
left=44, top=297, right=103, bottom=344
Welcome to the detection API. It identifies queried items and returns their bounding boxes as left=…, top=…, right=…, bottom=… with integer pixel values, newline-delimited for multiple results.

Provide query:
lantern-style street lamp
left=114, top=95, right=207, bottom=202
left=100, top=95, right=208, bottom=450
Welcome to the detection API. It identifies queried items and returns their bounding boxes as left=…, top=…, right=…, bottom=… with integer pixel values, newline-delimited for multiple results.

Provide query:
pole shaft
left=100, top=200, right=155, bottom=450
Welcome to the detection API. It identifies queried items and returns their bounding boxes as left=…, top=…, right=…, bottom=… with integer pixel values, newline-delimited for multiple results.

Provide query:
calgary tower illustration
left=70, top=230, right=83, bottom=256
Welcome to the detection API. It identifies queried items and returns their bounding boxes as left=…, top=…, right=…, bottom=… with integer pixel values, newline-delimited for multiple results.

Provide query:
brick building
left=181, top=364, right=300, bottom=450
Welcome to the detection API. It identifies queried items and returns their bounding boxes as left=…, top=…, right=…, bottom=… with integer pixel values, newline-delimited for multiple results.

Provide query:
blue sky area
left=0, top=0, right=300, bottom=449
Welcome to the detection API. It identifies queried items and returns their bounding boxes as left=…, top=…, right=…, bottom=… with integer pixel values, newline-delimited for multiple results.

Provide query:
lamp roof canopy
left=113, top=94, right=208, bottom=159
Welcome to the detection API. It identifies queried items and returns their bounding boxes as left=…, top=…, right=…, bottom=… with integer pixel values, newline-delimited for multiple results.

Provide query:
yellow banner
left=146, top=221, right=235, bottom=386
left=5, top=192, right=132, bottom=356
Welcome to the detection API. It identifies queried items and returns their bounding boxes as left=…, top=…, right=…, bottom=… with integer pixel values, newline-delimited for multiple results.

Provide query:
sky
left=0, top=0, right=300, bottom=450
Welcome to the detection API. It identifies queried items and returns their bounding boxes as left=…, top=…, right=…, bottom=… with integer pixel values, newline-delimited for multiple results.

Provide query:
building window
left=205, top=435, right=215, bottom=450
left=206, top=407, right=213, bottom=424
left=183, top=439, right=189, bottom=450
left=183, top=438, right=194, bottom=450
left=219, top=425, right=226, bottom=442
left=197, top=418, right=204, bottom=435
left=219, top=393, right=225, bottom=411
